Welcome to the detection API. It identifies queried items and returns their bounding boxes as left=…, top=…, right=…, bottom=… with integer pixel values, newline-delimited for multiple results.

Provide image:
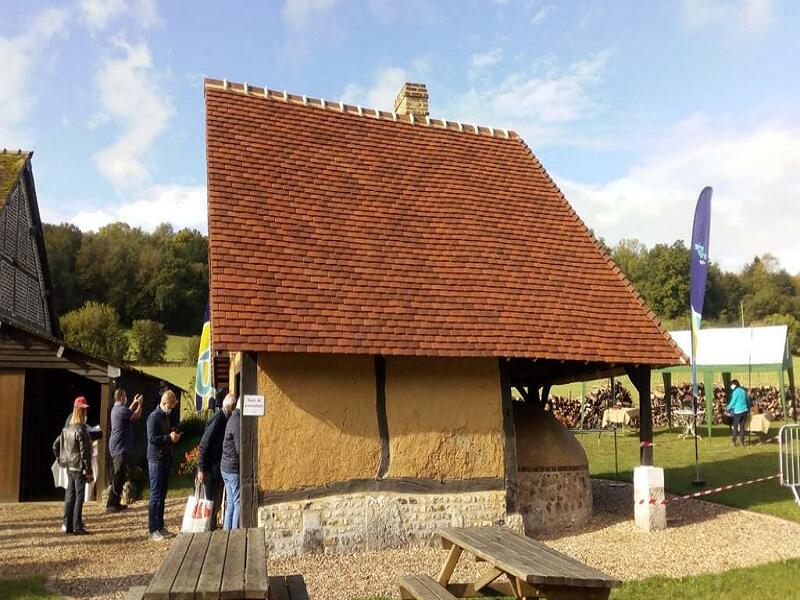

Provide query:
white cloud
left=283, top=0, right=341, bottom=28
left=69, top=184, right=207, bottom=232
left=469, top=48, right=502, bottom=80
left=91, top=38, right=174, bottom=189
left=680, top=0, right=773, bottom=35
left=0, top=7, right=69, bottom=144
left=341, top=66, right=409, bottom=110
left=449, top=51, right=610, bottom=145
left=559, top=116, right=800, bottom=272
left=528, top=2, right=555, bottom=26
left=80, top=0, right=160, bottom=30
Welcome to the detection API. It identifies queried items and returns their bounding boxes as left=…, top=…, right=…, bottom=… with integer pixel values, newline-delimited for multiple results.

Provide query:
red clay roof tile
left=205, top=79, right=683, bottom=365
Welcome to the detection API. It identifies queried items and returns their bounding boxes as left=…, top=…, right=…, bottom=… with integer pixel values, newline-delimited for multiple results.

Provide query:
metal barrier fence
left=779, top=424, right=800, bottom=505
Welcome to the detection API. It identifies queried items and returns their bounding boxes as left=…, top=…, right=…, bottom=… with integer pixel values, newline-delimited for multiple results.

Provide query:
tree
left=60, top=302, right=129, bottom=363
left=43, top=223, right=84, bottom=315
left=611, top=238, right=648, bottom=286
left=184, top=335, right=201, bottom=366
left=131, top=319, right=167, bottom=364
left=638, top=241, right=691, bottom=320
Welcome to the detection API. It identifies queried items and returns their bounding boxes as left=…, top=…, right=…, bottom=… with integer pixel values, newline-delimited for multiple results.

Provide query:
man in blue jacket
left=726, top=379, right=750, bottom=447
left=197, top=394, right=235, bottom=530
left=146, top=389, right=181, bottom=541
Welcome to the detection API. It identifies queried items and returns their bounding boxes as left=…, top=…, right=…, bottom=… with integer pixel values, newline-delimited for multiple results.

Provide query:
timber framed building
left=0, top=149, right=181, bottom=502
left=204, top=80, right=685, bottom=554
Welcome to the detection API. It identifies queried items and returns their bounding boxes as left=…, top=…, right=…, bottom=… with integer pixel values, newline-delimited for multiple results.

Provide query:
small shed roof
left=667, top=326, right=791, bottom=371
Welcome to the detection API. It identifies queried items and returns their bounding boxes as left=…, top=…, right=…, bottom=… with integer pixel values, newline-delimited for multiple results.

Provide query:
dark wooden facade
left=0, top=152, right=56, bottom=336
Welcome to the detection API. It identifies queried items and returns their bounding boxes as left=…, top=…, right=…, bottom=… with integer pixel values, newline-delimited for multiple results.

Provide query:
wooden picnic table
left=125, top=528, right=308, bottom=600
left=400, top=526, right=621, bottom=600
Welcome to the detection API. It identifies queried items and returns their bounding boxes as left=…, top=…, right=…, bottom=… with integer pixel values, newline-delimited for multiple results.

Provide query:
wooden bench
left=266, top=576, right=310, bottom=600
left=126, top=528, right=296, bottom=599
left=400, top=526, right=621, bottom=600
left=399, top=574, right=458, bottom=600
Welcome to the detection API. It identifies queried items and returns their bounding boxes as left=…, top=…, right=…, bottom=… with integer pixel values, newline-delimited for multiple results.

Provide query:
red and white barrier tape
left=637, top=474, right=781, bottom=505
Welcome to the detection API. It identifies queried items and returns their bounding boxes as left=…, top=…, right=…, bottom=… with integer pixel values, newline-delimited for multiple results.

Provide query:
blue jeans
left=732, top=411, right=749, bottom=444
left=148, top=459, right=171, bottom=533
left=221, top=471, right=240, bottom=530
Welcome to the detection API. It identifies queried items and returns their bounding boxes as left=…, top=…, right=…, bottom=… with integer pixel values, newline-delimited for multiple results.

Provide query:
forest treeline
left=605, top=238, right=800, bottom=350
left=42, top=222, right=800, bottom=353
left=43, top=222, right=208, bottom=335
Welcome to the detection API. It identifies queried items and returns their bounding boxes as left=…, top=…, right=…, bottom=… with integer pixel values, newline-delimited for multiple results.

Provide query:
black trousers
left=204, top=466, right=224, bottom=530
left=63, top=471, right=86, bottom=533
left=107, top=454, right=128, bottom=507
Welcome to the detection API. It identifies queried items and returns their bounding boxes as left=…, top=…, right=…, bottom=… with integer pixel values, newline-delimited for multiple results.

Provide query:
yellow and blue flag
left=194, top=305, right=214, bottom=410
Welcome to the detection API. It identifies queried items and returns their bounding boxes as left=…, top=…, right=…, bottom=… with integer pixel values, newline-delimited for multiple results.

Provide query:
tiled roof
left=205, top=79, right=684, bottom=365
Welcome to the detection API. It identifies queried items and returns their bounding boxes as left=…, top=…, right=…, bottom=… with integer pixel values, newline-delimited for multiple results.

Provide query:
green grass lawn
left=577, top=424, right=799, bottom=522
left=609, top=558, right=800, bottom=599
left=358, top=559, right=800, bottom=600
left=165, top=334, right=193, bottom=363
left=138, top=364, right=194, bottom=392
left=0, top=577, right=57, bottom=599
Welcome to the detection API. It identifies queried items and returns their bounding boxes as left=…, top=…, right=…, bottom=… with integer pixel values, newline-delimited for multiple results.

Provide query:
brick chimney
left=393, top=82, right=429, bottom=119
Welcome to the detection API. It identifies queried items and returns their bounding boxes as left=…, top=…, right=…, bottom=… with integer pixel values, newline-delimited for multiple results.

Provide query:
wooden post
left=0, top=372, right=25, bottom=502
left=661, top=372, right=672, bottom=430
left=97, top=382, right=112, bottom=500
left=498, top=360, right=518, bottom=514
left=778, top=368, right=787, bottom=418
left=788, top=366, right=797, bottom=423
left=240, top=352, right=259, bottom=528
left=627, top=367, right=652, bottom=466
left=703, top=371, right=714, bottom=438
left=580, top=381, right=586, bottom=430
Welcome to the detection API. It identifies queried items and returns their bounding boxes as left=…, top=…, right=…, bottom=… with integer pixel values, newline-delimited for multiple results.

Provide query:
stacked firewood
left=546, top=381, right=796, bottom=428
left=656, top=383, right=795, bottom=423
left=545, top=382, right=632, bottom=429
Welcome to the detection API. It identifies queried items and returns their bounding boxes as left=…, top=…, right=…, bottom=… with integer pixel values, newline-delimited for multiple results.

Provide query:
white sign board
left=242, top=394, right=265, bottom=417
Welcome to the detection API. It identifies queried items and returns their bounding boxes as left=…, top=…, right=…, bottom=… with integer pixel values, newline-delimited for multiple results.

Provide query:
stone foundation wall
left=258, top=490, right=507, bottom=556
left=517, top=467, right=592, bottom=533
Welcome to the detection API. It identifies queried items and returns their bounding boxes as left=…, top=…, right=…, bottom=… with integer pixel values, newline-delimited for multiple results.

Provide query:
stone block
left=633, top=466, right=666, bottom=531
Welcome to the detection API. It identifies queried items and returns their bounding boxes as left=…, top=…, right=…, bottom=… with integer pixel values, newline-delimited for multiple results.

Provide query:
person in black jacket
left=197, top=393, right=236, bottom=529
left=54, top=397, right=94, bottom=535
left=220, top=396, right=240, bottom=530
left=146, top=389, right=181, bottom=541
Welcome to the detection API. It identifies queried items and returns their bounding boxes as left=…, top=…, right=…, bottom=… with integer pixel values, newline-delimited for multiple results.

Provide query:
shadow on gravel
left=49, top=572, right=153, bottom=598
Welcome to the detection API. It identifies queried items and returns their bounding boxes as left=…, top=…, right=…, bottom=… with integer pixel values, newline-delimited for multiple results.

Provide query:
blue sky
left=2, top=0, right=799, bottom=271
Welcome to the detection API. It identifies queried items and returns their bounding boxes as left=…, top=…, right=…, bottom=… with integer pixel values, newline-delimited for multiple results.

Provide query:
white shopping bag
left=181, top=482, right=214, bottom=533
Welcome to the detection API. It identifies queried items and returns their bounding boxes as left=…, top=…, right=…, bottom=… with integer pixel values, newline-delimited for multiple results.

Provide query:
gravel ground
left=2, top=481, right=799, bottom=599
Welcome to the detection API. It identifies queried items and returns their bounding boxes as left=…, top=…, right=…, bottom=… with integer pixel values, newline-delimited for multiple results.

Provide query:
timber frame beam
left=240, top=351, right=258, bottom=528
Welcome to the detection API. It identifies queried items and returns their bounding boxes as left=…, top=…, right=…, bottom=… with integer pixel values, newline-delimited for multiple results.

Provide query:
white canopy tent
left=659, top=326, right=795, bottom=435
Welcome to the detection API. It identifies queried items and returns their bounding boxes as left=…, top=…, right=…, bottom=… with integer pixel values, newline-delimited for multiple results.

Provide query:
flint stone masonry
left=258, top=490, right=507, bottom=557
left=517, top=467, right=592, bottom=533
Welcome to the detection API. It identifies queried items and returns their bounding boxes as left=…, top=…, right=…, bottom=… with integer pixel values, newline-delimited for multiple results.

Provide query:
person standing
left=726, top=379, right=750, bottom=446
left=197, top=394, right=236, bottom=529
left=146, top=389, right=181, bottom=541
left=106, top=387, right=143, bottom=512
left=220, top=395, right=240, bottom=530
left=55, top=397, right=94, bottom=535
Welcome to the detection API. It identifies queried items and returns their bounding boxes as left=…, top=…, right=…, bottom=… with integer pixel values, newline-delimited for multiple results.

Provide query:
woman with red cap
left=56, top=396, right=94, bottom=535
